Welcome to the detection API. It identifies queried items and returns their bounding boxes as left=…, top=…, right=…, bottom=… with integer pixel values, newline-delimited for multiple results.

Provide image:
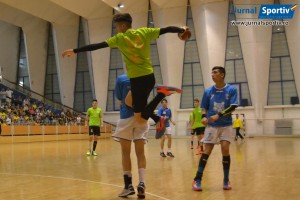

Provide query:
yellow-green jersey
left=87, top=107, right=102, bottom=126
left=192, top=107, right=205, bottom=129
left=106, top=27, right=160, bottom=78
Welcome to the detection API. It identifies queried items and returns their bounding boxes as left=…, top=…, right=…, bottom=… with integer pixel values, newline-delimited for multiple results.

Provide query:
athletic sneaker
left=167, top=152, right=175, bottom=157
left=223, top=181, right=232, bottom=190
left=92, top=151, right=97, bottom=156
left=160, top=152, right=167, bottom=157
left=137, top=182, right=146, bottom=199
left=118, top=184, right=135, bottom=197
left=86, top=150, right=91, bottom=156
left=192, top=180, right=202, bottom=191
left=156, top=85, right=183, bottom=96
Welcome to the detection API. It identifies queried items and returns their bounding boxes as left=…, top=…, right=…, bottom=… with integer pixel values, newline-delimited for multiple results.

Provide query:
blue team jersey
left=115, top=74, right=134, bottom=119
left=157, top=107, right=172, bottom=127
left=201, top=84, right=238, bottom=127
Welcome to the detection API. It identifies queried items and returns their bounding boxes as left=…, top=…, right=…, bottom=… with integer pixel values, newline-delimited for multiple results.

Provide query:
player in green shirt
left=85, top=99, right=103, bottom=156
left=191, top=99, right=205, bottom=153
left=62, top=13, right=189, bottom=128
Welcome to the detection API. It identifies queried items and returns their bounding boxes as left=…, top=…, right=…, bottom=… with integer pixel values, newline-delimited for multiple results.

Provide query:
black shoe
left=167, top=152, right=175, bottom=157
left=160, top=152, right=166, bottom=157
left=137, top=182, right=145, bottom=199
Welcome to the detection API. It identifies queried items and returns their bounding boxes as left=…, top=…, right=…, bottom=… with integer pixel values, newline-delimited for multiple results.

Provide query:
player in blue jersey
left=157, top=99, right=175, bottom=158
left=192, top=66, right=238, bottom=191
left=112, top=74, right=148, bottom=199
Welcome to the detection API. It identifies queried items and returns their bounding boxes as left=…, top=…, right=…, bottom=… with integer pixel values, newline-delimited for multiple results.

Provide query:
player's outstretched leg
left=140, top=85, right=183, bottom=126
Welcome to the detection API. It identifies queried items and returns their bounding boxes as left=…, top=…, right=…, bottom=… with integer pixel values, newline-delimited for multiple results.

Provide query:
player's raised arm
left=62, top=42, right=109, bottom=58
left=159, top=26, right=186, bottom=35
left=159, top=26, right=191, bottom=40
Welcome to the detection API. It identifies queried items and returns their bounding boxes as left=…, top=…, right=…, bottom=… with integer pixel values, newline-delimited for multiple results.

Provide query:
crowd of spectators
left=0, top=87, right=84, bottom=126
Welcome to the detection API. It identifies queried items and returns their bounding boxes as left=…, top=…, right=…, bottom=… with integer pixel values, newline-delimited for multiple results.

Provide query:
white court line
left=0, top=172, right=170, bottom=200
left=266, top=175, right=300, bottom=181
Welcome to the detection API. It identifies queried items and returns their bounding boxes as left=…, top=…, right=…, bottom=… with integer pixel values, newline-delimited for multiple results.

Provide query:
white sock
left=138, top=168, right=145, bottom=183
left=168, top=148, right=171, bottom=153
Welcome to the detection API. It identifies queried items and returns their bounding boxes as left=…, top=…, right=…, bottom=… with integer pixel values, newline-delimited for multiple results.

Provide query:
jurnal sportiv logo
left=231, top=4, right=297, bottom=26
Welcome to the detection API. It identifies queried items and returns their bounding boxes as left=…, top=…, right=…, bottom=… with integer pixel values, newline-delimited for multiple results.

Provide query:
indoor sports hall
left=0, top=0, right=299, bottom=200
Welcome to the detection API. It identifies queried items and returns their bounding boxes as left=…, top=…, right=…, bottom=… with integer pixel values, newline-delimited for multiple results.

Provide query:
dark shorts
left=89, top=126, right=101, bottom=136
left=130, top=73, right=155, bottom=113
left=192, top=127, right=205, bottom=135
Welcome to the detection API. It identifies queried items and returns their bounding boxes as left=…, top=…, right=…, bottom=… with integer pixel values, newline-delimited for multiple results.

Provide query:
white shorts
left=203, top=126, right=234, bottom=144
left=164, top=127, right=172, bottom=135
left=112, top=117, right=149, bottom=142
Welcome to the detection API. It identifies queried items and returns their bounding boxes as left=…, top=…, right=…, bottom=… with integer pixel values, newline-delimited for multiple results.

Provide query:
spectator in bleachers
left=19, top=108, right=25, bottom=117
left=28, top=106, right=35, bottom=116
left=0, top=111, right=6, bottom=120
left=35, top=109, right=41, bottom=121
left=29, top=115, right=34, bottom=125
left=5, top=88, right=13, bottom=105
left=76, top=114, right=82, bottom=126
left=6, top=115, right=12, bottom=125
left=0, top=88, right=6, bottom=107
left=23, top=96, right=30, bottom=107
left=16, top=96, right=23, bottom=107
left=23, top=103, right=29, bottom=115
left=0, top=103, right=4, bottom=110
left=32, top=102, right=37, bottom=110
left=51, top=114, right=57, bottom=125
left=24, top=115, right=30, bottom=122
left=0, top=87, right=82, bottom=126
left=38, top=102, right=44, bottom=110
left=65, top=109, right=72, bottom=125
left=6, top=105, right=12, bottom=114
left=18, top=115, right=26, bottom=125
left=13, top=114, right=20, bottom=124
left=44, top=115, right=51, bottom=125
left=35, top=119, right=41, bottom=126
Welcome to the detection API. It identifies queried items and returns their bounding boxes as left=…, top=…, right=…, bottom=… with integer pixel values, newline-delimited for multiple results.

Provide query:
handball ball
left=178, top=27, right=191, bottom=41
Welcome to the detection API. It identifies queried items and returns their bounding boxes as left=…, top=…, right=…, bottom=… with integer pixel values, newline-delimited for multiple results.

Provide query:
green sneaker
left=86, top=150, right=91, bottom=156
left=92, top=151, right=97, bottom=156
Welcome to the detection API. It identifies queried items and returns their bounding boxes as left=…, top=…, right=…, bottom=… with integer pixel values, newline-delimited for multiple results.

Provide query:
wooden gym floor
left=0, top=136, right=300, bottom=200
